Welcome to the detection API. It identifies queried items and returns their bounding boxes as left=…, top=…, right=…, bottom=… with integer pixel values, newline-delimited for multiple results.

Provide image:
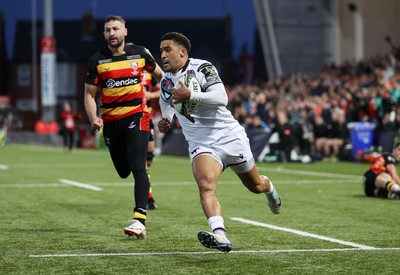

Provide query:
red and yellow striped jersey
left=85, top=44, right=157, bottom=122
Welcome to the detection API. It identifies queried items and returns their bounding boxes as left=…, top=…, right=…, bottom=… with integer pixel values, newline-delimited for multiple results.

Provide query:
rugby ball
left=173, top=74, right=200, bottom=115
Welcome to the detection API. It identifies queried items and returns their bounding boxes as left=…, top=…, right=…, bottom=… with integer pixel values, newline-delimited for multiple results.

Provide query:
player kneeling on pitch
left=363, top=143, right=400, bottom=199
left=158, top=32, right=282, bottom=253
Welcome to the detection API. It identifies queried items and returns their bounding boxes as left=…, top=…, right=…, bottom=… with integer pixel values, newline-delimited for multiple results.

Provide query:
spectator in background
left=385, top=72, right=400, bottom=105
left=325, top=109, right=349, bottom=162
left=221, top=40, right=400, bottom=163
left=293, top=107, right=313, bottom=156
left=60, top=102, right=79, bottom=152
left=312, top=114, right=329, bottom=160
left=275, top=111, right=296, bottom=162
left=394, top=106, right=400, bottom=131
left=378, top=112, right=396, bottom=132
left=242, top=115, right=254, bottom=129
left=246, top=115, right=270, bottom=131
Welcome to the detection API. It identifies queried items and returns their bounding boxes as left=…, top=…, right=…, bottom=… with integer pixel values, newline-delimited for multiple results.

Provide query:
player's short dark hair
left=394, top=143, right=400, bottom=149
left=105, top=15, right=125, bottom=25
left=161, top=32, right=191, bottom=53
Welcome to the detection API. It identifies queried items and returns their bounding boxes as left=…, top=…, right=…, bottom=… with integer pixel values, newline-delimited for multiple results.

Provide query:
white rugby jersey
left=160, top=58, right=242, bottom=145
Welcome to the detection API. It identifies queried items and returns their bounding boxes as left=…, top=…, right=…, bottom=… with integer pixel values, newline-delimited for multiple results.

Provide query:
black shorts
left=363, top=170, right=377, bottom=197
left=363, top=170, right=388, bottom=198
left=149, top=119, right=154, bottom=142
left=103, top=113, right=149, bottom=178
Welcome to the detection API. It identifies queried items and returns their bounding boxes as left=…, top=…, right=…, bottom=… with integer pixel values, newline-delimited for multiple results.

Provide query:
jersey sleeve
left=197, top=62, right=223, bottom=90
left=385, top=153, right=397, bottom=165
left=85, top=56, right=99, bottom=86
left=189, top=83, right=228, bottom=106
left=159, top=94, right=175, bottom=121
left=142, top=47, right=157, bottom=73
left=159, top=77, right=175, bottom=121
left=190, top=62, right=227, bottom=106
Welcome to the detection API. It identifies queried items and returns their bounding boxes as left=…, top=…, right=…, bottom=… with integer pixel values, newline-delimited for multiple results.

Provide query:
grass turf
left=0, top=144, right=399, bottom=274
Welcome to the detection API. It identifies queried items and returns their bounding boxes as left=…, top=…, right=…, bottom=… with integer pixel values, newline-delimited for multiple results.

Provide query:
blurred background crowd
left=1, top=1, right=400, bottom=162
left=224, top=46, right=400, bottom=162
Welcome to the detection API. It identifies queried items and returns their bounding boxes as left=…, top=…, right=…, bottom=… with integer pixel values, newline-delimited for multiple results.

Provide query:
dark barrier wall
left=245, top=128, right=272, bottom=160
left=161, top=128, right=189, bottom=156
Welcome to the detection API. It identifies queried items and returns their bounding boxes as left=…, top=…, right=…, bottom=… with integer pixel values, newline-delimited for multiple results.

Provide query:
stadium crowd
left=225, top=46, right=400, bottom=162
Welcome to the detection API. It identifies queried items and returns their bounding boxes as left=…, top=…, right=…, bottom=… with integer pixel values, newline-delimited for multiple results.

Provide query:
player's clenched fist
left=158, top=118, right=171, bottom=133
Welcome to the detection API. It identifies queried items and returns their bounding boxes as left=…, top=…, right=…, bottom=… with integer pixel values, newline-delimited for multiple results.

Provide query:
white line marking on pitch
left=29, top=247, right=400, bottom=258
left=258, top=167, right=360, bottom=179
left=230, top=217, right=375, bottom=249
left=161, top=158, right=360, bottom=179
left=0, top=179, right=355, bottom=189
left=0, top=164, right=9, bottom=170
left=0, top=183, right=67, bottom=188
left=58, top=179, right=102, bottom=191
left=9, top=163, right=106, bottom=169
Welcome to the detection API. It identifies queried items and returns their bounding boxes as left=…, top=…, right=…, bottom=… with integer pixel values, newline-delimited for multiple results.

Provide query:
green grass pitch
left=0, top=145, right=399, bottom=274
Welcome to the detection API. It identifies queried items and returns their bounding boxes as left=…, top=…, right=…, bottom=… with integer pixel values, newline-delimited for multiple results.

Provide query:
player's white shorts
left=187, top=125, right=255, bottom=174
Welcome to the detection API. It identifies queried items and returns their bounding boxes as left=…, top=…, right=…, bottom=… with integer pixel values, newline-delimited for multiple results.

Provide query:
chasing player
left=126, top=41, right=161, bottom=210
left=142, top=70, right=161, bottom=209
left=84, top=16, right=164, bottom=239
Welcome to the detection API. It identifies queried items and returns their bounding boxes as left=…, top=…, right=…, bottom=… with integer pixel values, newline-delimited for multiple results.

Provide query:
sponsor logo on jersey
left=191, top=80, right=199, bottom=93
left=106, top=78, right=139, bottom=88
left=98, top=58, right=112, bottom=64
left=187, top=69, right=195, bottom=76
left=127, top=54, right=141, bottom=59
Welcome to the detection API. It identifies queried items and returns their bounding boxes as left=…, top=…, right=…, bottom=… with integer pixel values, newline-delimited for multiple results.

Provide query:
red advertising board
left=41, top=36, right=56, bottom=53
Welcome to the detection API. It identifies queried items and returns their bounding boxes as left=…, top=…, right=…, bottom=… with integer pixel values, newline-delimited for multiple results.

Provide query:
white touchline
left=9, top=163, right=106, bottom=168
left=0, top=179, right=356, bottom=189
left=230, top=217, right=376, bottom=250
left=58, top=179, right=102, bottom=191
left=0, top=164, right=9, bottom=170
left=258, top=167, right=361, bottom=179
left=29, top=247, right=400, bottom=258
left=160, top=158, right=361, bottom=179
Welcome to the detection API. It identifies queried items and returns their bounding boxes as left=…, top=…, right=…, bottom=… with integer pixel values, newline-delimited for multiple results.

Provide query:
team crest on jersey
left=131, top=62, right=139, bottom=75
left=186, top=70, right=195, bottom=77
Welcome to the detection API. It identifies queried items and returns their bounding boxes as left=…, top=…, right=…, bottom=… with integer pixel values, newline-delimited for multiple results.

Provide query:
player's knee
left=130, top=165, right=146, bottom=175
left=129, top=156, right=147, bottom=172
left=196, top=177, right=216, bottom=193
